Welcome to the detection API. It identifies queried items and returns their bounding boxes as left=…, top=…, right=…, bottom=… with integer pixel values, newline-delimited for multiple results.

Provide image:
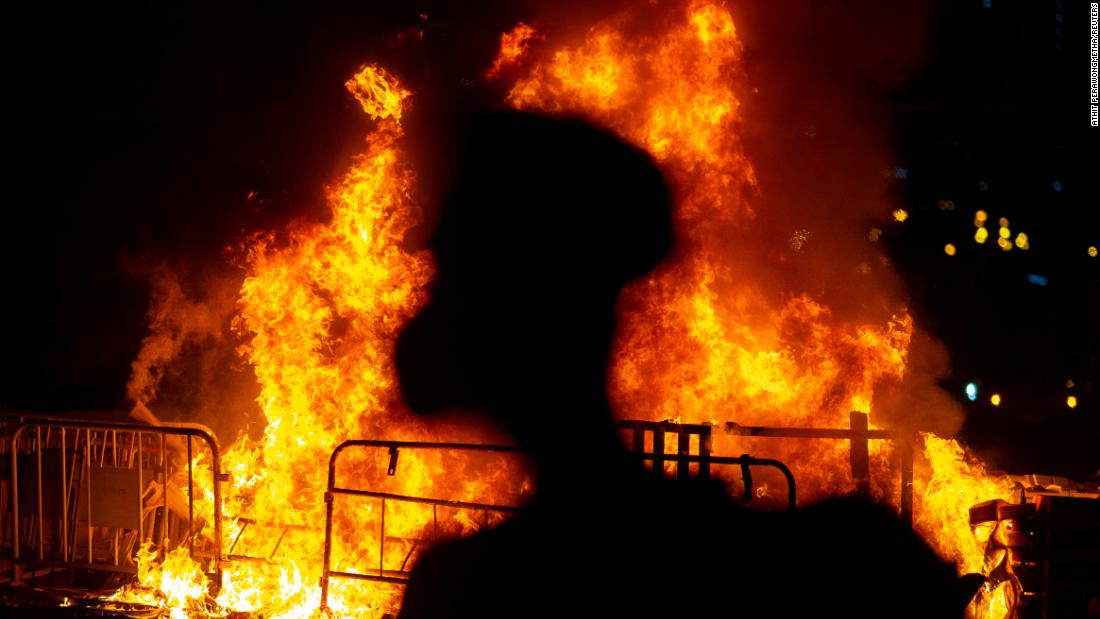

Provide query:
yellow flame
left=345, top=66, right=411, bottom=121
left=123, top=4, right=1028, bottom=618
left=914, top=435, right=1015, bottom=574
left=122, top=64, right=534, bottom=619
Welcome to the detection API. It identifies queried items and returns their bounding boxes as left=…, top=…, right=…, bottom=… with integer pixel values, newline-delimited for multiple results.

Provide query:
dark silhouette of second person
left=395, top=111, right=969, bottom=618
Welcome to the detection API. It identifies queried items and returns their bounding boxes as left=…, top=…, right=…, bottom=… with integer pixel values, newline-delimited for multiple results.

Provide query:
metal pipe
left=899, top=434, right=915, bottom=524
left=36, top=426, right=44, bottom=560
left=187, top=435, right=194, bottom=557
left=269, top=527, right=288, bottom=559
left=137, top=431, right=143, bottom=548
left=331, top=439, right=522, bottom=459
left=329, top=487, right=522, bottom=514
left=228, top=521, right=249, bottom=554
left=653, top=428, right=665, bottom=475
left=326, top=570, right=412, bottom=586
left=60, top=428, right=68, bottom=562
left=722, top=421, right=895, bottom=440
left=379, top=498, right=386, bottom=576
left=320, top=462, right=336, bottom=610
left=677, top=431, right=690, bottom=480
left=160, top=433, right=167, bottom=553
left=849, top=412, right=871, bottom=496
left=86, top=429, right=92, bottom=564
left=9, top=427, right=22, bottom=584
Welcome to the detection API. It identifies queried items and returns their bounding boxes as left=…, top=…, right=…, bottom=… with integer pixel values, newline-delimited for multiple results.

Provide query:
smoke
left=125, top=260, right=260, bottom=439
left=731, top=0, right=964, bottom=434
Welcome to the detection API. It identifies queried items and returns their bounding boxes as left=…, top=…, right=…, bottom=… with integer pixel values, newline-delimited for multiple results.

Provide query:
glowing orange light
left=1067, top=395, right=1078, bottom=409
left=989, top=393, right=1001, bottom=407
left=117, top=5, right=1025, bottom=618
left=345, top=65, right=410, bottom=121
left=486, top=22, right=541, bottom=78
left=944, top=243, right=957, bottom=256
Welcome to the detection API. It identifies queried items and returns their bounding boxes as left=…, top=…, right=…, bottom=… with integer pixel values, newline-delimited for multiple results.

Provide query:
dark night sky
left=1, top=1, right=1097, bottom=474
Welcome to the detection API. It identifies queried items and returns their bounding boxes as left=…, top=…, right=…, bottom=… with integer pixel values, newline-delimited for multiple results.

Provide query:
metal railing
left=621, top=412, right=916, bottom=521
left=719, top=411, right=916, bottom=522
left=1, top=417, right=225, bottom=591
left=618, top=420, right=797, bottom=510
left=318, top=427, right=800, bottom=612
left=319, top=440, right=525, bottom=611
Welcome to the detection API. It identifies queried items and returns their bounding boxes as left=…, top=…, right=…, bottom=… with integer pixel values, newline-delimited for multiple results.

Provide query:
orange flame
left=119, top=3, right=1021, bottom=618
left=115, top=65, right=532, bottom=618
left=506, top=0, right=910, bottom=497
left=504, top=3, right=1016, bottom=617
left=485, top=22, right=541, bottom=79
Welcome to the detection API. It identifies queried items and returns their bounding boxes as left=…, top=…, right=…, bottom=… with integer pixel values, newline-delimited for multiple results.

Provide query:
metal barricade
left=720, top=411, right=916, bottom=522
left=619, top=412, right=916, bottom=520
left=319, top=440, right=524, bottom=611
left=1, top=418, right=225, bottom=591
left=618, top=420, right=797, bottom=511
left=318, top=413, right=913, bottom=610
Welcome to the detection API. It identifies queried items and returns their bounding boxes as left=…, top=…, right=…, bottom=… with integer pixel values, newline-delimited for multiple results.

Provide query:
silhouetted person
left=395, top=111, right=969, bottom=618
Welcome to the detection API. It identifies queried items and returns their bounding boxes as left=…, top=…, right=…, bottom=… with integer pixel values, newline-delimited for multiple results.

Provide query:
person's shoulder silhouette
left=394, top=110, right=968, bottom=618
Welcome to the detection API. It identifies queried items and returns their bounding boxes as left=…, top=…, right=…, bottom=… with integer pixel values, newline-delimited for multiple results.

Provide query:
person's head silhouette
left=396, top=111, right=672, bottom=482
left=394, top=112, right=974, bottom=619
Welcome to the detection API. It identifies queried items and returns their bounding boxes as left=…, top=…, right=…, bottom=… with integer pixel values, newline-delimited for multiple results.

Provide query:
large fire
left=113, top=1, right=1020, bottom=618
